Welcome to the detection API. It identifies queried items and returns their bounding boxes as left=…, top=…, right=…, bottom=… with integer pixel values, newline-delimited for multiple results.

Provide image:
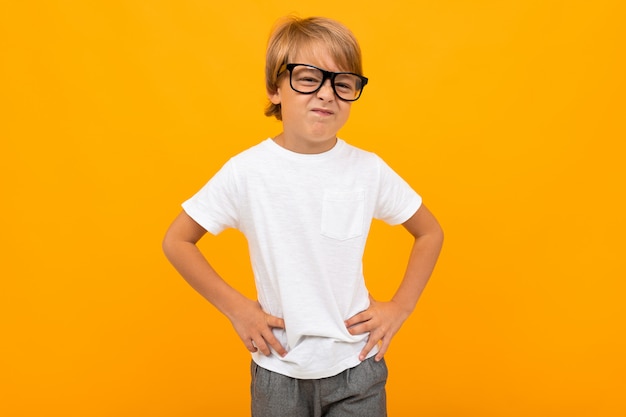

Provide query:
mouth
left=311, top=108, right=334, bottom=116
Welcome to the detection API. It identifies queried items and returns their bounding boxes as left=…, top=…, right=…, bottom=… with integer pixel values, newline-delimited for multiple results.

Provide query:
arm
left=345, top=204, right=444, bottom=361
left=162, top=210, right=287, bottom=357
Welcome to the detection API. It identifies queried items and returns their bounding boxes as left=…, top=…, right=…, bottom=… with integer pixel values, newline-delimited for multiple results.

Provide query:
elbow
left=161, top=236, right=171, bottom=260
left=423, top=221, right=444, bottom=252
left=435, top=226, right=444, bottom=249
left=435, top=220, right=444, bottom=241
left=162, top=231, right=176, bottom=261
left=431, top=217, right=444, bottom=246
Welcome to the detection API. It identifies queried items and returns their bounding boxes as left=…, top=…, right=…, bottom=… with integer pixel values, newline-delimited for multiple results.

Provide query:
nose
left=316, top=79, right=335, bottom=101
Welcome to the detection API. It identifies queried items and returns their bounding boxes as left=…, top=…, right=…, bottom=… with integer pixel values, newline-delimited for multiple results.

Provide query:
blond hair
left=264, top=16, right=364, bottom=120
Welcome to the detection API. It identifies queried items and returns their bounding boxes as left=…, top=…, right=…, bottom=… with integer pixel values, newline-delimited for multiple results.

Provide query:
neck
left=272, top=133, right=337, bottom=154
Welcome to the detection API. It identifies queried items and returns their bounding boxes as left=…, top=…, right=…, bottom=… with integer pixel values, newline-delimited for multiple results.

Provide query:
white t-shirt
left=182, top=138, right=422, bottom=379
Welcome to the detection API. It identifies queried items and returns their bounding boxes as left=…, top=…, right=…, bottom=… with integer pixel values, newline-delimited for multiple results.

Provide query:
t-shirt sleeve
left=373, top=156, right=422, bottom=225
left=181, top=159, right=240, bottom=235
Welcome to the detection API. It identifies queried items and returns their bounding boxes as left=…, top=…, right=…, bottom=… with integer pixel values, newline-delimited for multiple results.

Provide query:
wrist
left=390, top=298, right=415, bottom=319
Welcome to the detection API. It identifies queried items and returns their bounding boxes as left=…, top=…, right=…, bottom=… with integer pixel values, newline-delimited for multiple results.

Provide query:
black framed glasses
left=277, top=63, right=369, bottom=102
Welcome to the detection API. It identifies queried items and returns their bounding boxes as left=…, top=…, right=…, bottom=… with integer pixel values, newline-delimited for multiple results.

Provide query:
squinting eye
left=335, top=83, right=354, bottom=90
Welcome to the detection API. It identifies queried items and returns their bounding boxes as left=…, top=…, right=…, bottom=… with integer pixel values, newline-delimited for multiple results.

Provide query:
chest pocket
left=321, top=190, right=365, bottom=241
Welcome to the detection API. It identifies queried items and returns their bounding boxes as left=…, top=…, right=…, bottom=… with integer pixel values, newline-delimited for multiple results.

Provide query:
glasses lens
left=290, top=66, right=324, bottom=93
left=334, top=74, right=363, bottom=101
left=289, top=65, right=364, bottom=101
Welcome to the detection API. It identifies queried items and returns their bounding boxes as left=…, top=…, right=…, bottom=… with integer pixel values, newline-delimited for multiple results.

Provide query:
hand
left=345, top=296, right=410, bottom=362
left=229, top=299, right=287, bottom=357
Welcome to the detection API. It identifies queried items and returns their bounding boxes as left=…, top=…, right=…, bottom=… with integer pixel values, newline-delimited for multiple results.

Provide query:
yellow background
left=2, top=1, right=624, bottom=416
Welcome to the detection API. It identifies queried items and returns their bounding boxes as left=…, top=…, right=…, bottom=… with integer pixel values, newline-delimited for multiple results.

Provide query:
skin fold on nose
left=317, top=79, right=335, bottom=100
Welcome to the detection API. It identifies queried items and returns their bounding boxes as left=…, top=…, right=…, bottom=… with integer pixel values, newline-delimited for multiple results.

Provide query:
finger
left=265, top=314, right=285, bottom=329
left=375, top=337, right=390, bottom=362
left=252, top=337, right=272, bottom=356
left=264, top=333, right=288, bottom=357
left=263, top=316, right=287, bottom=356
left=246, top=339, right=258, bottom=353
left=347, top=321, right=372, bottom=336
left=345, top=311, right=370, bottom=328
left=359, top=336, right=380, bottom=361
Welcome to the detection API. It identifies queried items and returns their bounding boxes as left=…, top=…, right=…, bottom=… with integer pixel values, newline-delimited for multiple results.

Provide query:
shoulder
left=225, top=139, right=276, bottom=168
left=338, top=139, right=383, bottom=165
left=339, top=144, right=391, bottom=183
left=340, top=141, right=412, bottom=186
left=230, top=139, right=272, bottom=159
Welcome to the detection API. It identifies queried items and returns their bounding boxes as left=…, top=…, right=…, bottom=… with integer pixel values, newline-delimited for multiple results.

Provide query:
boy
left=163, top=16, right=443, bottom=417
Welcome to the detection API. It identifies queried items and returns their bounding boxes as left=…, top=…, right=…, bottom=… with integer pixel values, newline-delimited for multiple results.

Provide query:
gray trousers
left=251, top=357, right=388, bottom=417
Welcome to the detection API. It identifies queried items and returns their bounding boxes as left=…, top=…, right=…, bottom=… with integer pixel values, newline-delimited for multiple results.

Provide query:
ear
left=267, top=87, right=282, bottom=105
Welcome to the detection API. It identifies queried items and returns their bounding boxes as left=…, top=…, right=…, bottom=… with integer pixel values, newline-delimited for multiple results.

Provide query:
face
left=268, top=50, right=353, bottom=154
